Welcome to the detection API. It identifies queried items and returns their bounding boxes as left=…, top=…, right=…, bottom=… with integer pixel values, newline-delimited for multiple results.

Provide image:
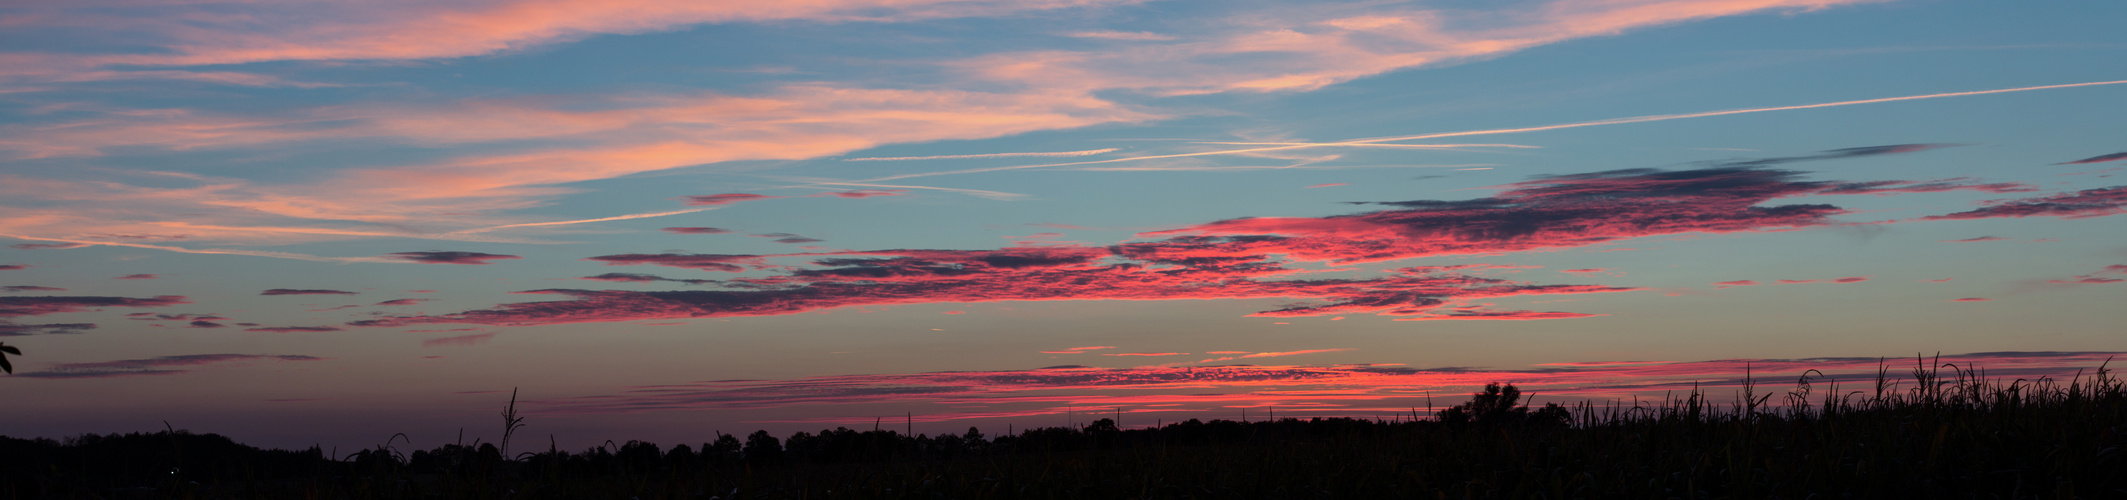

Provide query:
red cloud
left=524, top=351, right=2122, bottom=416
left=680, top=193, right=780, bottom=206
left=15, top=354, right=322, bottom=379
left=0, top=265, right=25, bottom=270
left=810, top=190, right=907, bottom=199
left=352, top=167, right=2048, bottom=330
left=261, top=288, right=357, bottom=295
left=1128, top=168, right=2028, bottom=266
left=114, top=274, right=159, bottom=280
left=0, top=295, right=189, bottom=317
left=661, top=227, right=732, bottom=234
left=1924, top=186, right=2127, bottom=220
left=388, top=251, right=521, bottom=265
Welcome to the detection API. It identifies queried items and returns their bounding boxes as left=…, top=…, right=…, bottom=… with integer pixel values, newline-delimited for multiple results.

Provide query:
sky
left=3, top=0, right=2125, bottom=451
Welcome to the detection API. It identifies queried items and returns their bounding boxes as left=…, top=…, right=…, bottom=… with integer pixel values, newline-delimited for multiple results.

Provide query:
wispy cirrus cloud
left=15, top=354, right=323, bottom=379
left=843, top=148, right=1119, bottom=161
left=681, top=194, right=781, bottom=206
left=662, top=227, right=732, bottom=234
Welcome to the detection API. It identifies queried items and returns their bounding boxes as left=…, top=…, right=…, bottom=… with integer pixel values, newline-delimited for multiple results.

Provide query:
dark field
left=6, top=359, right=2124, bottom=499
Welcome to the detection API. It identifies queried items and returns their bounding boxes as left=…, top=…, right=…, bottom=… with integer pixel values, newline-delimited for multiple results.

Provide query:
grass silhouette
left=1, top=356, right=2121, bottom=498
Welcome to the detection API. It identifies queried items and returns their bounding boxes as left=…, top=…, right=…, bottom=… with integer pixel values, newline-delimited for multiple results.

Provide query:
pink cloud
left=387, top=251, right=521, bottom=265
left=1832, top=276, right=1871, bottom=283
left=374, top=298, right=432, bottom=306
left=1559, top=268, right=1608, bottom=274
left=114, top=274, right=158, bottom=280
left=261, top=289, right=357, bottom=296
left=8, top=243, right=86, bottom=250
left=680, top=193, right=781, bottom=206
left=1712, top=280, right=1759, bottom=288
left=943, top=310, right=966, bottom=315
left=0, top=265, right=25, bottom=270
left=15, top=354, right=322, bottom=379
left=1925, top=186, right=2127, bottom=220
left=661, top=227, right=732, bottom=234
left=1939, top=236, right=2008, bottom=243
left=1104, top=352, right=1189, bottom=357
left=0, top=321, right=97, bottom=336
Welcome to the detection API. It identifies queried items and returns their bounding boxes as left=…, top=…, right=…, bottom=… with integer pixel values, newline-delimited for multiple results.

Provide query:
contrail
left=452, top=207, right=715, bottom=234
left=864, top=79, right=2127, bottom=182
left=0, top=233, right=403, bottom=263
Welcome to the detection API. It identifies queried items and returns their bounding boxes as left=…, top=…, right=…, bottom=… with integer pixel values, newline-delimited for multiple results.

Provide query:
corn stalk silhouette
left=0, top=341, right=19, bottom=374
left=499, top=387, right=526, bottom=458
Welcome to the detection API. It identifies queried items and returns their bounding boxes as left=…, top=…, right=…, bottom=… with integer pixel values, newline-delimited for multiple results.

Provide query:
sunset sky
left=4, top=0, right=2124, bottom=451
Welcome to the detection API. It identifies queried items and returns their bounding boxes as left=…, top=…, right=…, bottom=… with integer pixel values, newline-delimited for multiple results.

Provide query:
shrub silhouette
left=1436, top=382, right=1570, bottom=425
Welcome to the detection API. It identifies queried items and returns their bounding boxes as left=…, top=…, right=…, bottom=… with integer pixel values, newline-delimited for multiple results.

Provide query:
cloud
left=1041, top=346, right=1117, bottom=354
left=2058, top=152, right=2127, bottom=165
left=1832, top=276, right=1870, bottom=283
left=1103, top=352, right=1189, bottom=357
left=808, top=190, right=909, bottom=199
left=662, top=227, right=732, bottom=234
left=1775, top=279, right=1819, bottom=284
left=450, top=208, right=715, bottom=234
left=1951, top=297, right=1991, bottom=302
left=843, top=148, right=1120, bottom=161
left=0, top=295, right=189, bottom=317
left=1924, top=186, right=2127, bottom=220
left=261, top=289, right=358, bottom=296
left=1939, top=236, right=2008, bottom=243
left=15, top=354, right=323, bottom=379
left=113, top=274, right=159, bottom=280
left=387, top=251, right=522, bottom=265
left=1559, top=268, right=1608, bottom=274
left=523, top=351, right=2122, bottom=416
left=2, top=286, right=65, bottom=292
left=8, top=243, right=86, bottom=250
left=681, top=193, right=781, bottom=206
left=1713, top=280, right=1759, bottom=288
left=2042, top=264, right=2127, bottom=285
left=1710, top=144, right=1958, bottom=168
left=187, top=320, right=226, bottom=328
left=243, top=326, right=344, bottom=333
left=584, top=254, right=767, bottom=272
left=0, top=265, right=24, bottom=270
left=374, top=298, right=433, bottom=306
left=1198, top=348, right=1353, bottom=364
left=0, top=321, right=97, bottom=336
left=580, top=273, right=714, bottom=285
left=1128, top=166, right=2024, bottom=266
left=354, top=165, right=2061, bottom=330
left=422, top=331, right=498, bottom=347
left=1063, top=31, right=1175, bottom=41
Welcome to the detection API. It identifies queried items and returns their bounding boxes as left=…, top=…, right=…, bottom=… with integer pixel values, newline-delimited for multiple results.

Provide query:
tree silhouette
left=1437, top=382, right=1570, bottom=426
left=0, top=341, right=18, bottom=374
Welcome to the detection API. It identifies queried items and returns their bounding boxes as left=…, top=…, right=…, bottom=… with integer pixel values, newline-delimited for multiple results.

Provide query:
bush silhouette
left=1436, top=382, right=1569, bottom=426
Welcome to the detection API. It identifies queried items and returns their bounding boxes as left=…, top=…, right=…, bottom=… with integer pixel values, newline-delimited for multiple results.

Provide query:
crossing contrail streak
left=863, top=79, right=2127, bottom=183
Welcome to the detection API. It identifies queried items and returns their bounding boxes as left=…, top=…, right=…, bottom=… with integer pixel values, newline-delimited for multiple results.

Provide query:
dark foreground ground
left=6, top=361, right=2123, bottom=499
